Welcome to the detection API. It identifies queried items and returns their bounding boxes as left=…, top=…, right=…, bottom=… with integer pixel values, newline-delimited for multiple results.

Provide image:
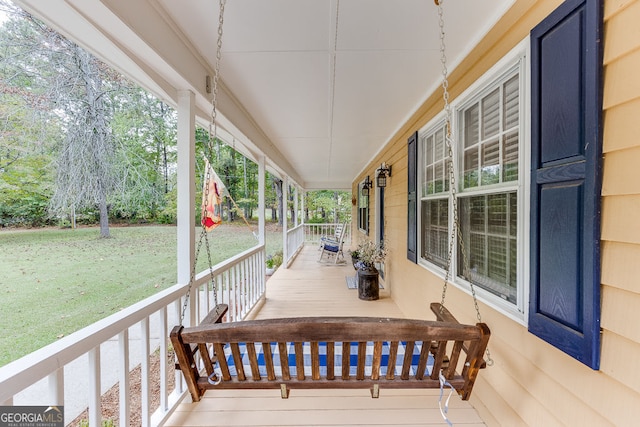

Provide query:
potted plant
left=265, top=257, right=276, bottom=275
left=266, top=250, right=283, bottom=276
left=348, top=249, right=360, bottom=269
left=353, top=240, right=387, bottom=300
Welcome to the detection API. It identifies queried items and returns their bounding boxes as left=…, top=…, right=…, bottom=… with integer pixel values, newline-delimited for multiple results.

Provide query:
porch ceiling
left=14, top=0, right=514, bottom=190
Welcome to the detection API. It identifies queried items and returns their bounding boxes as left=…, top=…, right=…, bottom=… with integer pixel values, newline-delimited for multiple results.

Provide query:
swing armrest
left=430, top=303, right=487, bottom=370
left=430, top=303, right=459, bottom=323
left=200, top=304, right=229, bottom=325
left=171, top=304, right=228, bottom=369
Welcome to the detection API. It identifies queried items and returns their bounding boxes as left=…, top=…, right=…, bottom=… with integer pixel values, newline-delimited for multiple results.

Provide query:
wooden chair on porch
left=318, top=222, right=346, bottom=264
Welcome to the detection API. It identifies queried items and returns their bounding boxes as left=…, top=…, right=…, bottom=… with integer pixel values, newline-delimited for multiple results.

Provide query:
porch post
left=294, top=185, right=299, bottom=227
left=282, top=175, right=288, bottom=268
left=258, top=155, right=266, bottom=246
left=176, top=90, right=196, bottom=325
left=301, top=190, right=305, bottom=225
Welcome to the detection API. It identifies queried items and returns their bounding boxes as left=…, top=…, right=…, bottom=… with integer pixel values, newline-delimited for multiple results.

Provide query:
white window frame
left=418, top=119, right=450, bottom=272
left=357, top=179, right=369, bottom=235
left=417, top=39, right=530, bottom=323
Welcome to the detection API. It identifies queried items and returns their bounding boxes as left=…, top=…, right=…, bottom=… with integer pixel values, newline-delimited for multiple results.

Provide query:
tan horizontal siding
left=597, top=0, right=640, bottom=424
left=601, top=240, right=640, bottom=293
left=602, top=146, right=640, bottom=195
left=603, top=0, right=640, bottom=64
left=601, top=285, right=640, bottom=345
left=603, top=48, right=640, bottom=109
left=600, top=328, right=640, bottom=395
left=601, top=195, right=640, bottom=244
left=603, top=98, right=640, bottom=152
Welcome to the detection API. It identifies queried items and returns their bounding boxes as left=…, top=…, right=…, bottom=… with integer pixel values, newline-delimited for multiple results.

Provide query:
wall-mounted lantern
left=361, top=176, right=372, bottom=196
left=376, top=162, right=392, bottom=188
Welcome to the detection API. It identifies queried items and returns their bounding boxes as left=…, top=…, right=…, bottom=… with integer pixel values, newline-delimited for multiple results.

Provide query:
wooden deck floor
left=164, top=245, right=486, bottom=427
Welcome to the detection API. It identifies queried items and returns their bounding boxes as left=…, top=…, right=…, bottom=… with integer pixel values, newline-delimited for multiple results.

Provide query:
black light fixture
left=376, top=162, right=392, bottom=188
left=361, top=176, right=372, bottom=197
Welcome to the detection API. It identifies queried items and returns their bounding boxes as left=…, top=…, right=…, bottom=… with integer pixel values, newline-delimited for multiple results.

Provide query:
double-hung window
left=418, top=45, right=527, bottom=317
left=457, top=70, right=521, bottom=306
left=419, top=123, right=450, bottom=269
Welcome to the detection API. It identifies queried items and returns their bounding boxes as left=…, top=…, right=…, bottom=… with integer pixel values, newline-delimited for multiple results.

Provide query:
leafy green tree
left=304, top=190, right=350, bottom=223
left=49, top=44, right=118, bottom=237
left=0, top=5, right=61, bottom=226
left=110, top=88, right=177, bottom=221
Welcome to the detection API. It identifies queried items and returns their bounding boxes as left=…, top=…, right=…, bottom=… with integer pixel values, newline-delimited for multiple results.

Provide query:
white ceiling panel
left=331, top=50, right=436, bottom=139
left=221, top=51, right=331, bottom=139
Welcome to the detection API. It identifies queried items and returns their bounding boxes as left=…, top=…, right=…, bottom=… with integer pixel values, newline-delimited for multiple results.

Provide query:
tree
left=49, top=45, right=117, bottom=237
left=304, top=190, right=351, bottom=223
left=0, top=4, right=61, bottom=226
left=0, top=2, right=179, bottom=233
left=110, top=88, right=177, bottom=221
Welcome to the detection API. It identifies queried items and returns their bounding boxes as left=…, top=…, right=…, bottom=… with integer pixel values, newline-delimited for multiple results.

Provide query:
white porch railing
left=0, top=245, right=266, bottom=427
left=304, top=222, right=351, bottom=245
left=285, top=224, right=305, bottom=266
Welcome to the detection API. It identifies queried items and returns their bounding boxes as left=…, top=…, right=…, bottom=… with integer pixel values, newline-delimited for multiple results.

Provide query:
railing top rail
left=286, top=223, right=304, bottom=234
left=194, top=244, right=264, bottom=285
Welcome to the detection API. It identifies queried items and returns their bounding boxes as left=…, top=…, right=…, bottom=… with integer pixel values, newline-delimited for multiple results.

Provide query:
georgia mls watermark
left=0, top=406, right=63, bottom=427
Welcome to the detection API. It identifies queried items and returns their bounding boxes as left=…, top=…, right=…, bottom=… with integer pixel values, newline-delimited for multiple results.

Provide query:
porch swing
left=170, top=0, right=491, bottom=405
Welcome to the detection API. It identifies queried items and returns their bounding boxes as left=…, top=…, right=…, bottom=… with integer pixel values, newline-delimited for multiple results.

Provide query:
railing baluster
left=203, top=279, right=210, bottom=321
left=47, top=368, right=63, bottom=406
left=172, top=299, right=184, bottom=395
left=225, top=270, right=231, bottom=320
left=236, top=265, right=244, bottom=320
left=119, top=329, right=130, bottom=426
left=246, top=257, right=252, bottom=313
left=233, top=266, right=238, bottom=320
left=88, top=346, right=101, bottom=427
left=141, top=317, right=150, bottom=427
left=159, top=308, right=168, bottom=413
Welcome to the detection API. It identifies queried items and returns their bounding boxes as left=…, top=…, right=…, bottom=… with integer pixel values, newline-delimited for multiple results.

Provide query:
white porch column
left=282, top=175, right=288, bottom=268
left=176, top=90, right=196, bottom=325
left=258, top=155, right=266, bottom=246
left=294, top=185, right=299, bottom=227
left=281, top=175, right=289, bottom=268
left=301, top=190, right=305, bottom=224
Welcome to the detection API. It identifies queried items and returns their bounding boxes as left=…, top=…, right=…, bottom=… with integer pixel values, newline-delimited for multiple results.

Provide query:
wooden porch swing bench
left=171, top=303, right=490, bottom=403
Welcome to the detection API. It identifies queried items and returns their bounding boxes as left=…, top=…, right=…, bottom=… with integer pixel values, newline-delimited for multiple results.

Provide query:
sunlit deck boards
left=252, top=246, right=404, bottom=319
left=164, top=245, right=486, bottom=427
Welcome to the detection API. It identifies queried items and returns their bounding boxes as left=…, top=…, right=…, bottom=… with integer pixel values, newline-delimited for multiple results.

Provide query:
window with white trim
left=418, top=47, right=527, bottom=316
left=357, top=180, right=369, bottom=235
left=419, top=123, right=449, bottom=269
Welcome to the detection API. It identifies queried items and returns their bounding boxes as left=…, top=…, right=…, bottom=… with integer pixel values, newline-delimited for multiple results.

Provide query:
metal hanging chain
left=435, top=0, right=492, bottom=366
left=180, top=0, right=227, bottom=325
left=208, top=0, right=226, bottom=158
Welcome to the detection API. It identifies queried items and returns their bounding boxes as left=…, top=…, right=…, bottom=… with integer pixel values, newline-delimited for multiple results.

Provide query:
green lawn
left=0, top=223, right=283, bottom=366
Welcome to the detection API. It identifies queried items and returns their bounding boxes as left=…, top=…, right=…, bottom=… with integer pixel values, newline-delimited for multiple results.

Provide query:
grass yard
left=0, top=223, right=283, bottom=366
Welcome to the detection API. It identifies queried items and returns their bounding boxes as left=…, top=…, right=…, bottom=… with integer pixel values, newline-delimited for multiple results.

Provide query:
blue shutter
left=529, top=0, right=603, bottom=369
left=407, top=131, right=418, bottom=263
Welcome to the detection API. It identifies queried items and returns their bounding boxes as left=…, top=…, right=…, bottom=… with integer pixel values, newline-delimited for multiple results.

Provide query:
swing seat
left=171, top=303, right=490, bottom=402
